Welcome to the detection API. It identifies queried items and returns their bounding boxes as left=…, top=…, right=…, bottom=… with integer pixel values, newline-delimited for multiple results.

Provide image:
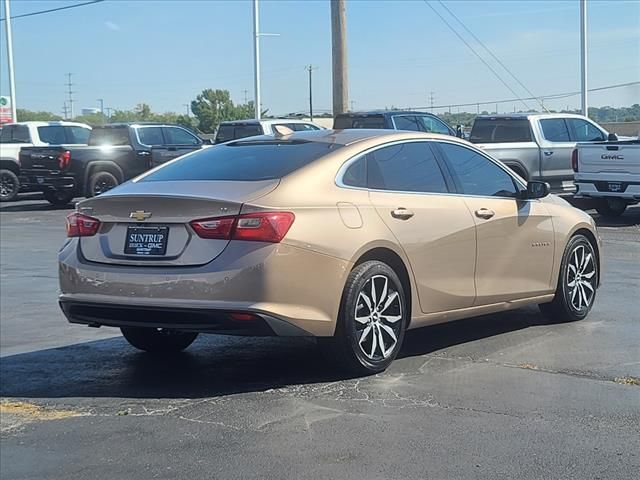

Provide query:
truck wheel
left=0, top=169, right=20, bottom=202
left=595, top=198, right=627, bottom=217
left=88, top=171, right=119, bottom=197
left=43, top=190, right=75, bottom=206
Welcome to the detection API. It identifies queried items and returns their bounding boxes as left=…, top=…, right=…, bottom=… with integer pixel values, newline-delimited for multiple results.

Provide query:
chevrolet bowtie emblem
left=129, top=210, right=152, bottom=221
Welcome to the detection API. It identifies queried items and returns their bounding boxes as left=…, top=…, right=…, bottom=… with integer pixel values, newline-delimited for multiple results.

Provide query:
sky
left=1, top=0, right=639, bottom=117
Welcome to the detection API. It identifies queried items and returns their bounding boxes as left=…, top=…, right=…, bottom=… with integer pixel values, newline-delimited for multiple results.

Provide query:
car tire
left=322, top=260, right=408, bottom=375
left=88, top=171, right=119, bottom=197
left=594, top=198, right=627, bottom=217
left=43, top=190, right=75, bottom=206
left=539, top=234, right=598, bottom=323
left=0, top=169, right=20, bottom=202
left=120, top=327, right=198, bottom=353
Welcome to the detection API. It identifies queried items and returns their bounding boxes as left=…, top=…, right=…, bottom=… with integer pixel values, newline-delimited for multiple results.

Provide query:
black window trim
left=336, top=139, right=455, bottom=195
left=431, top=139, right=527, bottom=199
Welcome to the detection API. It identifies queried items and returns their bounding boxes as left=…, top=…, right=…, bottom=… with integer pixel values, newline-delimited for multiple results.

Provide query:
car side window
left=367, top=142, right=449, bottom=193
left=540, top=119, right=571, bottom=142
left=437, top=142, right=518, bottom=198
left=569, top=119, right=606, bottom=142
left=137, top=127, right=165, bottom=146
left=342, top=156, right=367, bottom=188
left=392, top=116, right=421, bottom=132
left=164, top=127, right=200, bottom=146
left=418, top=116, right=451, bottom=135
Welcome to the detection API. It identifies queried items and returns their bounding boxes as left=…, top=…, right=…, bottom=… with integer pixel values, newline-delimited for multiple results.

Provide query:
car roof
left=218, top=118, right=318, bottom=126
left=4, top=121, right=91, bottom=128
left=103, top=122, right=185, bottom=127
left=475, top=112, right=590, bottom=120
left=229, top=128, right=462, bottom=147
left=335, top=110, right=439, bottom=118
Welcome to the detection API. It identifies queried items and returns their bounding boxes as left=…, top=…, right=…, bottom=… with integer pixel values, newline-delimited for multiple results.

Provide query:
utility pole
left=429, top=91, right=435, bottom=111
left=97, top=98, right=104, bottom=114
left=66, top=73, right=74, bottom=119
left=331, top=0, right=348, bottom=116
left=4, top=0, right=17, bottom=122
left=183, top=104, right=190, bottom=117
left=350, top=100, right=355, bottom=112
left=62, top=102, right=69, bottom=120
left=104, top=107, right=113, bottom=120
left=306, top=65, right=318, bottom=121
left=243, top=89, right=248, bottom=104
left=580, top=0, right=588, bottom=116
left=495, top=103, right=498, bottom=114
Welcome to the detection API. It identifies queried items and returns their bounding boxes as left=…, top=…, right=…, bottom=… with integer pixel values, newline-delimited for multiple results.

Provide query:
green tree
left=73, top=112, right=108, bottom=126
left=190, top=89, right=239, bottom=133
left=16, top=109, right=62, bottom=121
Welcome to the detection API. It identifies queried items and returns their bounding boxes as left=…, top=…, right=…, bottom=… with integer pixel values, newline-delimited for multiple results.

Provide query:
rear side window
left=419, top=116, right=452, bottom=135
left=137, top=127, right=165, bottom=146
left=37, top=126, right=67, bottom=144
left=470, top=118, right=532, bottom=143
left=277, top=123, right=320, bottom=132
left=0, top=125, right=31, bottom=143
left=392, top=116, right=421, bottom=132
left=437, top=142, right=517, bottom=197
left=568, top=119, right=606, bottom=142
left=215, top=124, right=263, bottom=143
left=164, top=127, right=200, bottom=145
left=342, top=157, right=367, bottom=188
left=334, top=116, right=385, bottom=129
left=540, top=119, right=571, bottom=142
left=141, top=140, right=342, bottom=182
left=367, top=142, right=449, bottom=193
left=89, top=127, right=131, bottom=146
left=68, top=126, right=91, bottom=144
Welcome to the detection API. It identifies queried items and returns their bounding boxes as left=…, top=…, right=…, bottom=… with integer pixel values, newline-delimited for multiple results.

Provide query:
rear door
left=366, top=140, right=477, bottom=312
left=435, top=141, right=555, bottom=304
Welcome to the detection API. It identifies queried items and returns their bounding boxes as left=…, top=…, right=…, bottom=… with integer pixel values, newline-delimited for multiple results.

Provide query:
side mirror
left=201, top=138, right=213, bottom=145
left=520, top=180, right=550, bottom=199
left=607, top=133, right=618, bottom=142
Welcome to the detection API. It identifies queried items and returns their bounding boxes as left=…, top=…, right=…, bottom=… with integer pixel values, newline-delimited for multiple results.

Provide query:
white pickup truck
left=0, top=121, right=91, bottom=201
left=573, top=140, right=640, bottom=217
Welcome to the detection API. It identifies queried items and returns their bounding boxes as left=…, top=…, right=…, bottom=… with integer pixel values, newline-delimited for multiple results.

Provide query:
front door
left=536, top=118, right=577, bottom=192
left=435, top=141, right=555, bottom=305
left=365, top=141, right=477, bottom=313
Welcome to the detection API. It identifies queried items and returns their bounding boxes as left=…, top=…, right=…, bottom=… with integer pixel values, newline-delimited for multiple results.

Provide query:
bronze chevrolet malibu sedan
left=59, top=129, right=601, bottom=374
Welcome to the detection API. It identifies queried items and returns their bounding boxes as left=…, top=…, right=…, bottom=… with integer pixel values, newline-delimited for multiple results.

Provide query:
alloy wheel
left=0, top=172, right=17, bottom=199
left=566, top=244, right=596, bottom=311
left=354, top=274, right=403, bottom=360
left=94, top=177, right=116, bottom=195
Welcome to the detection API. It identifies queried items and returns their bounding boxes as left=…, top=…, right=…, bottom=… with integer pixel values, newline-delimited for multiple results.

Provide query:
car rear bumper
left=58, top=239, right=352, bottom=337
left=20, top=170, right=76, bottom=191
left=575, top=179, right=640, bottom=200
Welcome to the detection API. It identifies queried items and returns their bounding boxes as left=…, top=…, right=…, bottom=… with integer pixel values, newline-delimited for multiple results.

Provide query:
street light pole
left=580, top=0, right=588, bottom=117
left=97, top=98, right=104, bottom=114
left=252, top=0, right=261, bottom=120
left=4, top=0, right=17, bottom=122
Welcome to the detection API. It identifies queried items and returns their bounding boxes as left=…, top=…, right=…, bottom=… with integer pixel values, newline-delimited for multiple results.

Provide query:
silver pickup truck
left=470, top=113, right=620, bottom=193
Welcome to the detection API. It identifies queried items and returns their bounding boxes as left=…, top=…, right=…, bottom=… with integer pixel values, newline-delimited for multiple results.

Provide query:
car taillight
left=190, top=212, right=295, bottom=243
left=571, top=149, right=578, bottom=172
left=58, top=150, right=71, bottom=170
left=66, top=212, right=101, bottom=237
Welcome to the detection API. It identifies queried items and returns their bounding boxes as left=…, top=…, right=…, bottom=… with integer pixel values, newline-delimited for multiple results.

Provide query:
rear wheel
left=43, top=189, right=75, bottom=206
left=595, top=198, right=627, bottom=217
left=0, top=169, right=20, bottom=202
left=322, top=260, right=407, bottom=375
left=88, top=171, right=119, bottom=197
left=121, top=327, right=198, bottom=353
left=539, top=234, right=598, bottom=322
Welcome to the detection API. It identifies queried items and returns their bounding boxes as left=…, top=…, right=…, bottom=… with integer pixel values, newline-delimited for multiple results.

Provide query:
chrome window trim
left=335, top=138, right=529, bottom=200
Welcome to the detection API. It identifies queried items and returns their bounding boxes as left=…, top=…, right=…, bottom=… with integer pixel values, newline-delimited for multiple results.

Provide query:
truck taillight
left=571, top=149, right=578, bottom=172
left=58, top=150, right=71, bottom=170
left=190, top=212, right=295, bottom=243
left=66, top=212, right=101, bottom=237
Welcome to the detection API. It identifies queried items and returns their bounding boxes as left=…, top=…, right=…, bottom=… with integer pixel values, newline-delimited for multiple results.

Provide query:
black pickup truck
left=19, top=123, right=207, bottom=205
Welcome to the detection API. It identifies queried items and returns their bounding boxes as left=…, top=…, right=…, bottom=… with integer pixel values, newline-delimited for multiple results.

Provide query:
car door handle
left=138, top=151, right=150, bottom=156
left=543, top=151, right=554, bottom=156
left=391, top=208, right=414, bottom=220
left=475, top=208, right=495, bottom=219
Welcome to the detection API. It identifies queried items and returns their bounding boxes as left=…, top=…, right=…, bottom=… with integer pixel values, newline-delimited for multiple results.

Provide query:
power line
left=0, top=1, right=104, bottom=22
left=422, top=0, right=532, bottom=110
left=406, top=81, right=640, bottom=111
left=436, top=0, right=548, bottom=112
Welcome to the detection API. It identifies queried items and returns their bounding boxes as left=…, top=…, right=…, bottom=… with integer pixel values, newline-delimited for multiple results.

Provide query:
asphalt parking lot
left=1, top=195, right=638, bottom=480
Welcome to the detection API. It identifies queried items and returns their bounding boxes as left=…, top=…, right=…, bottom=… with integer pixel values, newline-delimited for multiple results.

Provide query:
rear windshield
left=334, top=116, right=385, bottom=129
left=37, top=126, right=67, bottom=144
left=215, top=124, right=263, bottom=143
left=141, top=140, right=342, bottom=182
left=470, top=118, right=532, bottom=143
left=89, top=127, right=131, bottom=146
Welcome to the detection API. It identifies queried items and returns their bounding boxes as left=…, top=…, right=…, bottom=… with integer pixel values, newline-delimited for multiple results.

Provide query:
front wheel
left=43, top=189, right=75, bottom=206
left=595, top=198, right=627, bottom=217
left=121, top=327, right=198, bottom=353
left=0, top=169, right=20, bottom=202
left=322, top=261, right=407, bottom=375
left=539, top=234, right=598, bottom=322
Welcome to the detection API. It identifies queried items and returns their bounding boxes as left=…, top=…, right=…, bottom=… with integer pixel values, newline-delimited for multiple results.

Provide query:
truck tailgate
left=578, top=143, right=640, bottom=175
left=19, top=147, right=66, bottom=171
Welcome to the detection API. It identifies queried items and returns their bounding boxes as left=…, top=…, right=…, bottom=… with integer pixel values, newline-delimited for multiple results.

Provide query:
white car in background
left=0, top=121, right=91, bottom=201
left=214, top=119, right=324, bottom=144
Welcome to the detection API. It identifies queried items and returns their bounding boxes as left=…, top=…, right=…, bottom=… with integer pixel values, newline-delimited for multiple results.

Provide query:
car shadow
left=0, top=307, right=552, bottom=401
left=0, top=201, right=77, bottom=213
